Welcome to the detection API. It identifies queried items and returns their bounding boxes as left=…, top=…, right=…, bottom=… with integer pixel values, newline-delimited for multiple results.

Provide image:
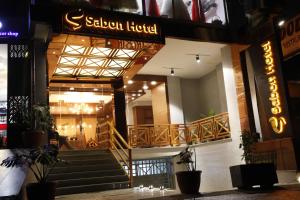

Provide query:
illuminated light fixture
left=124, top=85, right=127, bottom=89
left=137, top=93, right=141, bottom=97
left=144, top=57, right=148, bottom=60
left=64, top=45, right=86, bottom=55
left=150, top=81, right=157, bottom=85
left=52, top=51, right=56, bottom=54
left=142, top=82, right=149, bottom=90
left=81, top=39, right=85, bottom=42
left=128, top=80, right=133, bottom=84
left=171, top=68, right=175, bottom=76
left=0, top=21, right=2, bottom=29
left=138, top=89, right=143, bottom=92
left=278, top=20, right=285, bottom=27
left=196, top=54, right=200, bottom=63
left=132, top=94, right=136, bottom=97
left=93, top=88, right=98, bottom=91
left=70, top=87, right=74, bottom=91
left=131, top=97, right=135, bottom=100
left=297, top=173, right=300, bottom=183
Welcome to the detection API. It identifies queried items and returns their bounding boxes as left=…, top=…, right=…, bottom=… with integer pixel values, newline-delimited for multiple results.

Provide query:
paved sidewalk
left=56, top=184, right=300, bottom=200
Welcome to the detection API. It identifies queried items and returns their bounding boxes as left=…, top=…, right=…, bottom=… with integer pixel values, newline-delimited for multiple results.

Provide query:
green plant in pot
left=15, top=103, right=54, bottom=148
left=239, top=129, right=259, bottom=164
left=1, top=144, right=61, bottom=200
left=175, top=146, right=201, bottom=194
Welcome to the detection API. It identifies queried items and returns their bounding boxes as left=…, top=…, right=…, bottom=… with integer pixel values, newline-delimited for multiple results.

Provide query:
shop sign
left=280, top=14, right=300, bottom=57
left=261, top=41, right=287, bottom=134
left=63, top=9, right=164, bottom=43
left=0, top=21, right=19, bottom=38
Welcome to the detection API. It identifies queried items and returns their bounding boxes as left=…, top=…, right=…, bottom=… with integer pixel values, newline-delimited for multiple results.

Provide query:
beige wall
left=151, top=83, right=169, bottom=124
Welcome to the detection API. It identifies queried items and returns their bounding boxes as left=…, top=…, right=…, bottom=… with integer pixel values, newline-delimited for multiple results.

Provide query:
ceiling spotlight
left=131, top=97, right=135, bottom=100
left=128, top=80, right=134, bottom=84
left=196, top=55, right=200, bottom=63
left=151, top=81, right=157, bottom=85
left=278, top=20, right=285, bottom=27
left=132, top=94, right=136, bottom=97
left=124, top=85, right=127, bottom=89
left=137, top=93, right=141, bottom=97
left=93, top=88, right=98, bottom=91
left=171, top=68, right=175, bottom=76
left=143, top=82, right=149, bottom=90
left=138, top=89, right=143, bottom=92
left=70, top=87, right=74, bottom=91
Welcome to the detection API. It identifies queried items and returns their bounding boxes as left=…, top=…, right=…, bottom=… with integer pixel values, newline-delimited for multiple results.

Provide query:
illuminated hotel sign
left=261, top=41, right=287, bottom=134
left=63, top=9, right=163, bottom=43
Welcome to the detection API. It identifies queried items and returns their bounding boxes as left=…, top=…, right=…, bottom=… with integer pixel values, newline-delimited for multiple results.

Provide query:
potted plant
left=175, top=146, right=201, bottom=194
left=1, top=144, right=61, bottom=200
left=229, top=130, right=278, bottom=189
left=13, top=103, right=54, bottom=148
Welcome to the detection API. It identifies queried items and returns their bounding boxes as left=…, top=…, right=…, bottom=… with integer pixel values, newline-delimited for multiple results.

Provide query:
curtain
left=192, top=0, right=206, bottom=22
left=148, top=0, right=160, bottom=17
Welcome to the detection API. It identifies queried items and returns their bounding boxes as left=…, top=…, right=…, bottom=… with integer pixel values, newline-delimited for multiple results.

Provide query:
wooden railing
left=103, top=121, right=133, bottom=187
left=128, top=112, right=230, bottom=148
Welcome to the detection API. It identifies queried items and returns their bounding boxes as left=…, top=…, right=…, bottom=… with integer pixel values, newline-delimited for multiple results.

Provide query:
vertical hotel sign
left=63, top=9, right=163, bottom=43
left=261, top=41, right=287, bottom=134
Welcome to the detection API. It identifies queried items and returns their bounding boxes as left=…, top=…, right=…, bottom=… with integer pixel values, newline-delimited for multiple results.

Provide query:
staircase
left=49, top=149, right=129, bottom=196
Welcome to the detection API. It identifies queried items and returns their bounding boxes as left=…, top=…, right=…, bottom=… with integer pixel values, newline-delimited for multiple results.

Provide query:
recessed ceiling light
left=143, top=84, right=149, bottom=90
left=52, top=51, right=56, bottom=54
left=93, top=88, right=98, bottom=91
left=131, top=97, right=135, bottom=100
left=81, top=39, right=85, bottom=42
left=132, top=94, right=136, bottom=96
left=128, top=80, right=133, bottom=84
left=151, top=81, right=157, bottom=85
left=137, top=94, right=141, bottom=97
left=124, top=85, right=127, bottom=89
left=138, top=89, right=143, bottom=93
left=278, top=20, right=285, bottom=26
left=144, top=57, right=148, bottom=60
left=70, top=87, right=74, bottom=91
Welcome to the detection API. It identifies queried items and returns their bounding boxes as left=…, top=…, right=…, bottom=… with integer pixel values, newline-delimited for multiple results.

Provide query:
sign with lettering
left=249, top=37, right=292, bottom=138
left=261, top=41, right=287, bottom=134
left=63, top=9, right=164, bottom=43
left=280, top=14, right=300, bottom=57
left=0, top=20, right=20, bottom=38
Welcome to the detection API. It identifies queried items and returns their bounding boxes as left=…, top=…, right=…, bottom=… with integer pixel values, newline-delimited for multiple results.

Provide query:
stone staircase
left=49, top=149, right=129, bottom=196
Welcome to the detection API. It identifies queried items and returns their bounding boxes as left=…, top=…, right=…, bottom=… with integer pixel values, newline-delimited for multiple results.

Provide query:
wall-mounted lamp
left=170, top=68, right=175, bottom=76
left=142, top=81, right=149, bottom=90
left=196, top=54, right=200, bottom=63
left=278, top=20, right=285, bottom=27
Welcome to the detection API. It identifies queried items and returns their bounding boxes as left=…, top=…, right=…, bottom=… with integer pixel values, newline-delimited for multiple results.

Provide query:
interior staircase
left=49, top=149, right=129, bottom=196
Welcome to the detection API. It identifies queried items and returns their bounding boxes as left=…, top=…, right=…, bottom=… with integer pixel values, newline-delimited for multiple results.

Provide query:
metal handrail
left=107, top=121, right=133, bottom=187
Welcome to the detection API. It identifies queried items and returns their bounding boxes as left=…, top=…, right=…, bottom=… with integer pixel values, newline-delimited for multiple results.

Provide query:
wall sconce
left=196, top=54, right=200, bottom=63
left=170, top=68, right=175, bottom=76
left=142, top=81, right=149, bottom=90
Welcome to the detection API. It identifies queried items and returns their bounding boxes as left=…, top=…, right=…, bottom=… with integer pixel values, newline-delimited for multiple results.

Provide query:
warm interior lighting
left=297, top=173, right=300, bottom=183
left=93, top=88, right=98, bottom=91
left=150, top=81, right=157, bottom=85
left=196, top=54, right=200, bottom=63
left=278, top=20, right=285, bottom=27
left=69, top=87, right=74, bottom=91
left=142, top=82, right=149, bottom=90
left=53, top=45, right=141, bottom=78
left=170, top=68, right=175, bottom=76
left=128, top=80, right=133, bottom=84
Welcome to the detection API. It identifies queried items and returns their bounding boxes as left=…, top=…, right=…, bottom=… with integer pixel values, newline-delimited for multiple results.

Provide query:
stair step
left=51, top=163, right=122, bottom=174
left=56, top=175, right=129, bottom=187
left=58, top=153, right=113, bottom=161
left=56, top=158, right=116, bottom=166
left=49, top=169, right=125, bottom=181
left=59, top=149, right=110, bottom=156
left=56, top=181, right=129, bottom=196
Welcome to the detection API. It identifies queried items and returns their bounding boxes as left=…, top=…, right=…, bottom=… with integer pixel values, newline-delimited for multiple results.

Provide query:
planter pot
left=26, top=182, right=56, bottom=200
left=176, top=170, right=201, bottom=194
left=22, top=130, right=44, bottom=148
left=229, top=163, right=278, bottom=189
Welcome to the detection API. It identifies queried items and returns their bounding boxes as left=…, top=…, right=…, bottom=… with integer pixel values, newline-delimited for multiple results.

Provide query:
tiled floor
left=56, top=188, right=179, bottom=200
left=56, top=185, right=300, bottom=200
